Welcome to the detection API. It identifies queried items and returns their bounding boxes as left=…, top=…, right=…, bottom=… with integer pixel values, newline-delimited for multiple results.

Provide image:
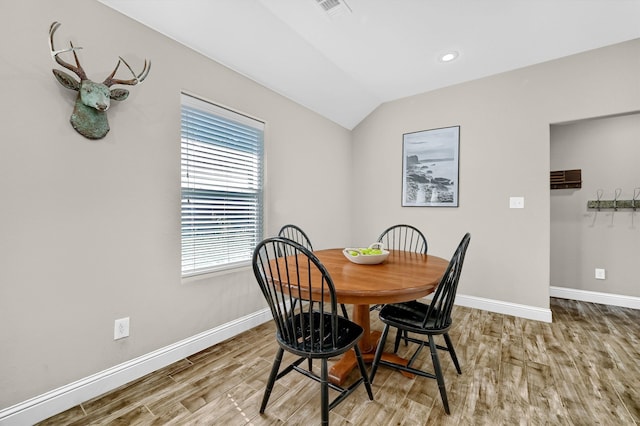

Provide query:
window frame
left=180, top=93, right=265, bottom=278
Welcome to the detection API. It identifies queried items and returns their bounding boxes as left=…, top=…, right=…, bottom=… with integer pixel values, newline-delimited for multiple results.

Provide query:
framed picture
left=402, top=125, right=460, bottom=207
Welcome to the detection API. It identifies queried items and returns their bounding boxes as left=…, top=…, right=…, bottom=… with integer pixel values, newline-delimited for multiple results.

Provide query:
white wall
left=550, top=113, right=640, bottom=296
left=0, top=0, right=352, bottom=409
left=351, top=39, right=640, bottom=309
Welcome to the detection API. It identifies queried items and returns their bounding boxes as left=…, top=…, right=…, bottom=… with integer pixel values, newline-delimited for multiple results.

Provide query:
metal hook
left=613, top=188, right=622, bottom=211
left=633, top=187, right=640, bottom=211
left=596, top=189, right=604, bottom=211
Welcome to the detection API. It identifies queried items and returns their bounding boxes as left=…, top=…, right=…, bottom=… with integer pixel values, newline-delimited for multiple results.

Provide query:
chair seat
left=380, top=301, right=452, bottom=334
left=278, top=312, right=364, bottom=358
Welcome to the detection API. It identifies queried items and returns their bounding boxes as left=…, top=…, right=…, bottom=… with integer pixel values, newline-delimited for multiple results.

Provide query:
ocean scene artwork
left=402, top=126, right=459, bottom=207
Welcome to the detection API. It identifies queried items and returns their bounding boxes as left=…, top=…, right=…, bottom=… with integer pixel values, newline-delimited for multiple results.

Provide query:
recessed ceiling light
left=439, top=51, right=459, bottom=63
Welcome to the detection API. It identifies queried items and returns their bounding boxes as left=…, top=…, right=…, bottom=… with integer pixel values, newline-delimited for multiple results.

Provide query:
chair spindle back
left=378, top=224, right=428, bottom=253
left=253, top=237, right=340, bottom=352
left=423, top=233, right=471, bottom=330
left=278, top=224, right=313, bottom=248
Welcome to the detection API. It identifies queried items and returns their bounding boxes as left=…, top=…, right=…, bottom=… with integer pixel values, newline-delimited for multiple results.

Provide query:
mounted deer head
left=49, top=21, right=151, bottom=139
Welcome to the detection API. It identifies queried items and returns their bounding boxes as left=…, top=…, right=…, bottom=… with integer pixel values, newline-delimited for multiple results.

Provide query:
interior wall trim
left=0, top=308, right=272, bottom=426
left=453, top=294, right=553, bottom=323
left=550, top=286, right=640, bottom=310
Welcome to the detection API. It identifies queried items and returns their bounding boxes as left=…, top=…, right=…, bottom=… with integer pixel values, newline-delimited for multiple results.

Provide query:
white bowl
left=343, top=243, right=389, bottom=265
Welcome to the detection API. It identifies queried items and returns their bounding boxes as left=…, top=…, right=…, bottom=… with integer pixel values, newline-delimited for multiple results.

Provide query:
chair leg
left=321, top=358, right=329, bottom=426
left=261, top=347, right=284, bottom=413
left=340, top=303, right=350, bottom=320
left=392, top=328, right=411, bottom=353
left=393, top=329, right=409, bottom=354
left=354, top=344, right=374, bottom=400
left=369, top=324, right=390, bottom=383
left=443, top=333, right=462, bottom=374
left=393, top=328, right=403, bottom=353
left=428, top=337, right=450, bottom=414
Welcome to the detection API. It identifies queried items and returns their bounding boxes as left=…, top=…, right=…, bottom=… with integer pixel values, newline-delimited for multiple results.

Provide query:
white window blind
left=181, top=93, right=264, bottom=276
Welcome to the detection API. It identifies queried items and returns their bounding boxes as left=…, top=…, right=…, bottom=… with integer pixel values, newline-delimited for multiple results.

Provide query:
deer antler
left=49, top=21, right=87, bottom=81
left=103, top=57, right=151, bottom=87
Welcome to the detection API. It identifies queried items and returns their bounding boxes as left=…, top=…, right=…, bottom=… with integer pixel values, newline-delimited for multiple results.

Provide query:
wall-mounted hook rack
left=587, top=188, right=640, bottom=210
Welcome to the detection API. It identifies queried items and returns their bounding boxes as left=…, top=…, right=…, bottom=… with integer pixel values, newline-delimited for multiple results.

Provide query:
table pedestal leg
left=328, top=304, right=413, bottom=385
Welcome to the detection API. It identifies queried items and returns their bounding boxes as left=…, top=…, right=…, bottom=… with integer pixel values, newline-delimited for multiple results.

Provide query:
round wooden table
left=312, top=248, right=449, bottom=385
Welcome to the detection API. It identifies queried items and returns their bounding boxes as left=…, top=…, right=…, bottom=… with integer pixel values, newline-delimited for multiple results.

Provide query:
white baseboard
left=453, top=294, right=553, bottom=323
left=550, top=286, right=640, bottom=310
left=0, top=308, right=272, bottom=426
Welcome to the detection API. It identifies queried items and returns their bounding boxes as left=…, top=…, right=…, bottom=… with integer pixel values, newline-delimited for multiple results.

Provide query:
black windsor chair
left=278, top=224, right=350, bottom=320
left=370, top=224, right=429, bottom=313
left=369, top=232, right=471, bottom=415
left=277, top=224, right=314, bottom=250
left=377, top=224, right=428, bottom=254
left=252, top=237, right=374, bottom=425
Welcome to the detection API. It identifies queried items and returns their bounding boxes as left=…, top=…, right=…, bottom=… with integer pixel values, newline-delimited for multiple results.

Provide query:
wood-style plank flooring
left=38, top=298, right=640, bottom=425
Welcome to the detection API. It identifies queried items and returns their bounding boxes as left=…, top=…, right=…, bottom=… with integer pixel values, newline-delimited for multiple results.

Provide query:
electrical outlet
left=595, top=268, right=606, bottom=280
left=114, top=317, right=130, bottom=340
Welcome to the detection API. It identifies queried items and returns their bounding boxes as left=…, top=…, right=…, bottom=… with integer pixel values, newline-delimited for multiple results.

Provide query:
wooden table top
left=312, top=248, right=449, bottom=305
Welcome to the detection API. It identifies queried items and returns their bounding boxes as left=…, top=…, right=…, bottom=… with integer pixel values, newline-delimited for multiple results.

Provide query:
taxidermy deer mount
left=49, top=21, right=151, bottom=139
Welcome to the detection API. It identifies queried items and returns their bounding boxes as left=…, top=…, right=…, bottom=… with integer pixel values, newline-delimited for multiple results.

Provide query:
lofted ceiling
left=99, top=0, right=640, bottom=129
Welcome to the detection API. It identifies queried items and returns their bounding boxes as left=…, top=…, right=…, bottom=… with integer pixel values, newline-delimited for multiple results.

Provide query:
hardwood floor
left=38, top=298, right=640, bottom=425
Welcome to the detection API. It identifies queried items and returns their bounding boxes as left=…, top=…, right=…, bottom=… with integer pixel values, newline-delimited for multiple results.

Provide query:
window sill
left=181, top=261, right=251, bottom=284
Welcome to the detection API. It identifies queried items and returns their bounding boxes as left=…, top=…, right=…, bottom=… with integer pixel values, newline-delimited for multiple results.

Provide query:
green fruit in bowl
left=359, top=248, right=382, bottom=255
left=349, top=250, right=359, bottom=256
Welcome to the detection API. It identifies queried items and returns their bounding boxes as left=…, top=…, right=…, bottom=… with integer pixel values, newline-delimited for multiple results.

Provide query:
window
left=181, top=93, right=264, bottom=276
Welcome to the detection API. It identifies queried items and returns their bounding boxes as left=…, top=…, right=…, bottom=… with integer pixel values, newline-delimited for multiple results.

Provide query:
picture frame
left=402, top=125, right=460, bottom=207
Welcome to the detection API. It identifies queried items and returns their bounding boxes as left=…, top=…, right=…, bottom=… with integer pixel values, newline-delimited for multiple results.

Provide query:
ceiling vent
left=315, top=0, right=352, bottom=17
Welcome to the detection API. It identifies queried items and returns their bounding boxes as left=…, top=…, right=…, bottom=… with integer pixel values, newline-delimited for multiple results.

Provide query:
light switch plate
left=509, top=197, right=525, bottom=209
